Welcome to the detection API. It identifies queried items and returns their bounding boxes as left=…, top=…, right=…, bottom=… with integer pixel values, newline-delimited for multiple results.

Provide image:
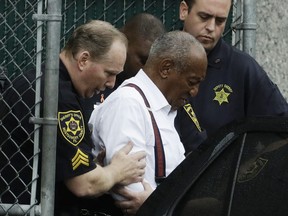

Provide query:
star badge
left=213, top=88, right=230, bottom=105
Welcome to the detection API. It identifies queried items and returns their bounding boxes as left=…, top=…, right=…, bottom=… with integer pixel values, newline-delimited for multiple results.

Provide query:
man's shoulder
left=111, top=83, right=146, bottom=100
left=221, top=39, right=257, bottom=62
left=96, top=84, right=149, bottom=116
left=217, top=39, right=262, bottom=72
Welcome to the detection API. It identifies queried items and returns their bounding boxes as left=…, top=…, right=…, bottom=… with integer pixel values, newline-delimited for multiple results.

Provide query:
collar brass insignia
left=183, top=103, right=202, bottom=132
left=58, top=110, right=85, bottom=146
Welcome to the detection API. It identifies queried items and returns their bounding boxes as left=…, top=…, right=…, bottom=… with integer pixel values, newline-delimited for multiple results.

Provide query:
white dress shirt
left=89, top=69, right=185, bottom=199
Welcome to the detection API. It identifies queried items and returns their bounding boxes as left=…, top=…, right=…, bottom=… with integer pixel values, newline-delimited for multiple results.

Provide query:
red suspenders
left=124, top=83, right=166, bottom=184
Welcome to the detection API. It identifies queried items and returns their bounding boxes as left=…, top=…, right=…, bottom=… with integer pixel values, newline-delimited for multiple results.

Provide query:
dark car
left=136, top=116, right=288, bottom=216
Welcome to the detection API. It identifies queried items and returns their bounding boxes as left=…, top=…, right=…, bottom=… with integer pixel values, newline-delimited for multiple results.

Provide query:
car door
left=136, top=116, right=288, bottom=216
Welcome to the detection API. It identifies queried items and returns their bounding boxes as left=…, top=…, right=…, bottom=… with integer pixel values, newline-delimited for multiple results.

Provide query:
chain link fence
left=1, top=0, right=242, bottom=215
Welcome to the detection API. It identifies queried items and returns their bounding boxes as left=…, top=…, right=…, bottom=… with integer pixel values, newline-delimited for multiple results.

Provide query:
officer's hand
left=110, top=141, right=146, bottom=185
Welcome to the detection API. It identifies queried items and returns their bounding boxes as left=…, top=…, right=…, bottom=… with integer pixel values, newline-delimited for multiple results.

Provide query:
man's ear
left=159, top=59, right=174, bottom=79
left=77, top=51, right=90, bottom=71
left=179, top=1, right=189, bottom=21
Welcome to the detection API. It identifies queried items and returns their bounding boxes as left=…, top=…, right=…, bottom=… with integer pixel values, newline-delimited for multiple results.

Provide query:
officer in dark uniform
left=55, top=60, right=119, bottom=216
left=0, top=20, right=146, bottom=216
left=185, top=38, right=288, bottom=135
left=175, top=0, right=288, bottom=153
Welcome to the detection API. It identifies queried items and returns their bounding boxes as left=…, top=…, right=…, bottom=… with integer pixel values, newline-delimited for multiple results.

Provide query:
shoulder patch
left=58, top=110, right=85, bottom=146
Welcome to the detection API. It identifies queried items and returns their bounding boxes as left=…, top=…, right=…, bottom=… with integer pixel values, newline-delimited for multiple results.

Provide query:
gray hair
left=146, top=30, right=204, bottom=72
left=63, top=20, right=128, bottom=61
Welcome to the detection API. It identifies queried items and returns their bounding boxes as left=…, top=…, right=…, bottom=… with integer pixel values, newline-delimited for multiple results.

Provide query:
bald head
left=121, top=13, right=166, bottom=43
left=117, top=13, right=166, bottom=85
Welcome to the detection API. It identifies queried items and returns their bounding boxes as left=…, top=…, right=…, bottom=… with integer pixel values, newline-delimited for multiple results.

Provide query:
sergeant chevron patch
left=72, top=148, right=90, bottom=170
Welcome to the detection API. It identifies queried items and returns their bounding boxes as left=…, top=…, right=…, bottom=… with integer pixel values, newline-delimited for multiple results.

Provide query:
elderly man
left=89, top=30, right=207, bottom=215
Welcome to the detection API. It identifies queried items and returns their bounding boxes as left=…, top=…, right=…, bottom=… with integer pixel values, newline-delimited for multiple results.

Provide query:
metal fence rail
left=0, top=0, right=244, bottom=215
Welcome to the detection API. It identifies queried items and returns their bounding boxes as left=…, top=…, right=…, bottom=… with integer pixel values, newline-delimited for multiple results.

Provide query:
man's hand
left=110, top=142, right=146, bottom=185
left=65, top=142, right=146, bottom=198
left=114, top=181, right=153, bottom=215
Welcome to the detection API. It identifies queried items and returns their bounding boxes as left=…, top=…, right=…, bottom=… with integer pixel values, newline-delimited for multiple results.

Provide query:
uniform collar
left=207, top=38, right=225, bottom=70
left=59, top=59, right=71, bottom=81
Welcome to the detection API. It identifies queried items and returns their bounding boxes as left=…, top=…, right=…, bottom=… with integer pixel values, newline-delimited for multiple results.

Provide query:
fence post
left=40, top=0, right=62, bottom=215
left=243, top=0, right=257, bottom=57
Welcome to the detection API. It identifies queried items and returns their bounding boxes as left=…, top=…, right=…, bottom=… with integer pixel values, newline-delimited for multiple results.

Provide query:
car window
left=173, top=134, right=244, bottom=216
left=173, top=132, right=288, bottom=216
